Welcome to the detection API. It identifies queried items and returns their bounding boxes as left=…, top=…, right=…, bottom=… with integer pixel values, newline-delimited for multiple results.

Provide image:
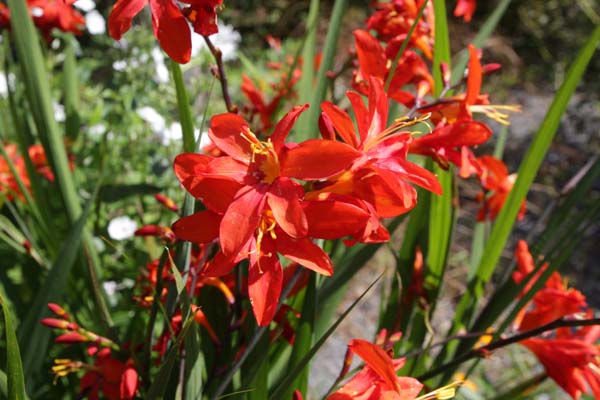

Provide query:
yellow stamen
left=470, top=104, right=521, bottom=126
left=364, top=113, right=433, bottom=151
left=415, top=381, right=462, bottom=400
left=239, top=128, right=280, bottom=183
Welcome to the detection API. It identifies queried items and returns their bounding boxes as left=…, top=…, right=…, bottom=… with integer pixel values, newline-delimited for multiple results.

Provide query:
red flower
left=353, top=29, right=434, bottom=107
left=328, top=339, right=423, bottom=400
left=80, top=348, right=138, bottom=400
left=454, top=0, right=477, bottom=23
left=475, top=155, right=525, bottom=221
left=366, top=0, right=434, bottom=58
left=521, top=326, right=600, bottom=400
left=172, top=106, right=368, bottom=324
left=27, top=0, right=85, bottom=40
left=0, top=3, right=10, bottom=29
left=0, top=143, right=29, bottom=201
left=180, top=0, right=223, bottom=36
left=318, top=77, right=441, bottom=219
left=108, top=0, right=192, bottom=64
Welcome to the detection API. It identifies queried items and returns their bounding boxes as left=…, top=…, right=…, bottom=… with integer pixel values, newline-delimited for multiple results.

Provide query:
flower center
left=240, top=128, right=280, bottom=183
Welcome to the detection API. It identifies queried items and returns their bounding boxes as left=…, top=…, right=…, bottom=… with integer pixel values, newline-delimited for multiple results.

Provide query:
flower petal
left=349, top=339, right=401, bottom=392
left=172, top=210, right=221, bottom=243
left=220, top=185, right=266, bottom=257
left=275, top=233, right=333, bottom=276
left=269, top=104, right=309, bottom=153
left=321, top=102, right=359, bottom=148
left=267, top=178, right=308, bottom=238
left=281, top=140, right=360, bottom=180
left=149, top=0, right=191, bottom=64
left=108, top=0, right=146, bottom=40
left=303, top=197, right=370, bottom=240
left=248, top=239, right=282, bottom=326
left=208, top=113, right=252, bottom=163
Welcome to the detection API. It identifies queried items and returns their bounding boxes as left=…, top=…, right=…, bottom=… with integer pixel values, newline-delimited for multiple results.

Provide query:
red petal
left=120, top=363, right=138, bottom=399
left=353, top=30, right=387, bottom=80
left=280, top=140, right=360, bottom=180
left=201, top=251, right=237, bottom=277
left=349, top=339, right=401, bottom=392
left=208, top=113, right=253, bottom=163
left=355, top=168, right=417, bottom=218
left=190, top=178, right=243, bottom=214
left=248, top=239, right=282, bottom=326
left=321, top=102, right=359, bottom=148
left=269, top=104, right=309, bottom=153
left=267, top=178, right=307, bottom=238
left=275, top=233, right=333, bottom=276
left=378, top=157, right=443, bottom=195
left=174, top=153, right=212, bottom=183
left=108, top=0, right=146, bottom=40
left=303, top=198, right=370, bottom=240
left=347, top=91, right=369, bottom=143
left=466, top=44, right=482, bottom=105
left=149, top=0, right=191, bottom=64
left=412, top=120, right=492, bottom=149
left=365, top=77, right=388, bottom=143
left=172, top=210, right=221, bottom=243
left=220, top=185, right=266, bottom=257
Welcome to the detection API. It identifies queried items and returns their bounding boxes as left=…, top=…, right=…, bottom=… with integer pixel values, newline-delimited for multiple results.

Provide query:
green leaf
left=270, top=274, right=382, bottom=399
left=432, top=0, right=451, bottom=96
left=170, top=60, right=195, bottom=153
left=1, top=293, right=27, bottom=400
left=99, top=183, right=162, bottom=203
left=63, top=35, right=81, bottom=141
left=295, top=0, right=348, bottom=140
left=282, top=274, right=317, bottom=398
left=298, top=0, right=319, bottom=104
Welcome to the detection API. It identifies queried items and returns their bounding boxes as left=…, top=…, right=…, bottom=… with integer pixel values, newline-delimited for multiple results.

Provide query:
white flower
left=107, top=216, right=137, bottom=240
left=74, top=0, right=95, bottom=12
left=112, top=60, right=128, bottom=71
left=137, top=106, right=166, bottom=134
left=53, top=103, right=66, bottom=122
left=152, top=47, right=170, bottom=83
left=85, top=10, right=106, bottom=35
left=191, top=23, right=241, bottom=62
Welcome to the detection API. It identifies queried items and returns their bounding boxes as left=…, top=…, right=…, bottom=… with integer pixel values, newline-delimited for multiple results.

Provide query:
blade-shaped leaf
left=1, top=293, right=27, bottom=400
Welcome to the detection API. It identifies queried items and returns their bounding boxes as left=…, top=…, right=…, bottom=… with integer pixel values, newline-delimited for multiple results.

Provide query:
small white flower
left=152, top=47, right=170, bottom=83
left=53, top=103, right=66, bottom=122
left=137, top=106, right=166, bottom=134
left=74, top=0, right=95, bottom=12
left=112, top=60, right=128, bottom=71
left=107, top=216, right=137, bottom=240
left=85, top=10, right=106, bottom=35
left=191, top=23, right=241, bottom=62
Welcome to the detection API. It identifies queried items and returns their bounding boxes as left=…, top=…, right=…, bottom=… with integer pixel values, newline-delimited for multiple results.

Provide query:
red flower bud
left=41, top=318, right=78, bottom=330
left=47, top=303, right=70, bottom=320
left=135, top=225, right=176, bottom=244
left=55, top=332, right=88, bottom=343
left=154, top=193, right=179, bottom=212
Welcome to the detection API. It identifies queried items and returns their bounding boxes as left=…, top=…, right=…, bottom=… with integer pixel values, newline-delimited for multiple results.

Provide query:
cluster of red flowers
left=42, top=303, right=139, bottom=400
left=0, top=143, right=59, bottom=201
left=167, top=0, right=522, bottom=328
left=0, top=0, right=85, bottom=40
left=108, top=0, right=223, bottom=64
left=513, top=241, right=600, bottom=399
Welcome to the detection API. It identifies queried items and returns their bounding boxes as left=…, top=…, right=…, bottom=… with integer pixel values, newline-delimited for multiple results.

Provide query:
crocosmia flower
left=108, top=0, right=192, bottom=63
left=172, top=105, right=369, bottom=325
